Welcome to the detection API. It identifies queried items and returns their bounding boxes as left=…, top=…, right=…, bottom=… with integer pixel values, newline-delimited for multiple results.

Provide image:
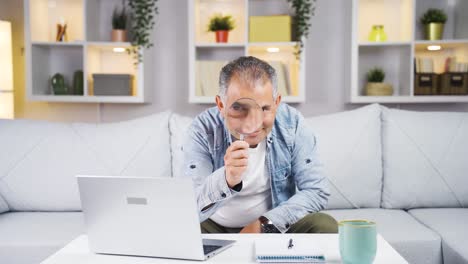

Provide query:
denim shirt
left=184, top=103, right=329, bottom=233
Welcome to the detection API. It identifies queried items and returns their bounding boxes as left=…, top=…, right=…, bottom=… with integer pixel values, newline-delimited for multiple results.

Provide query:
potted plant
left=208, top=14, right=235, bottom=43
left=286, top=0, right=317, bottom=58
left=127, top=0, right=158, bottom=65
left=365, top=68, right=393, bottom=96
left=420, top=8, right=447, bottom=40
left=112, top=5, right=127, bottom=42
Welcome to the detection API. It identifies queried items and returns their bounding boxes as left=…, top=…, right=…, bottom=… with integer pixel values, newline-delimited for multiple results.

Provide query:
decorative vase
left=111, top=29, right=127, bottom=42
left=72, top=70, right=84, bottom=95
left=425, top=23, right=444, bottom=40
left=215, top=30, right=229, bottom=43
left=365, top=82, right=393, bottom=96
left=368, top=25, right=387, bottom=42
left=51, top=73, right=68, bottom=95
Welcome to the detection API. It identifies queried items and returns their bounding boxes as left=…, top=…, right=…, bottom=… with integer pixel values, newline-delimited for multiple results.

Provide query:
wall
left=1, top=0, right=467, bottom=123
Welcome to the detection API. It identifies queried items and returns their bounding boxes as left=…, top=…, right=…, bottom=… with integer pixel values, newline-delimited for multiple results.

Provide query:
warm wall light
left=427, top=45, right=442, bottom=51
left=113, top=47, right=126, bottom=53
left=266, top=47, right=280, bottom=53
left=0, top=20, right=14, bottom=119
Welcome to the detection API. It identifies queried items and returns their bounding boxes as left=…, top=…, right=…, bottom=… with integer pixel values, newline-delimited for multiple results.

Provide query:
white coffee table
left=41, top=233, right=408, bottom=263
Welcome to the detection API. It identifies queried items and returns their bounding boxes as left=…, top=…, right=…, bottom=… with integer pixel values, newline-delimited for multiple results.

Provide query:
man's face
left=216, top=75, right=281, bottom=146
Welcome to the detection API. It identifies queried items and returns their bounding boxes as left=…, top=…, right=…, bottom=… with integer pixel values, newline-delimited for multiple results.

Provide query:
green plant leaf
left=127, top=0, right=158, bottom=65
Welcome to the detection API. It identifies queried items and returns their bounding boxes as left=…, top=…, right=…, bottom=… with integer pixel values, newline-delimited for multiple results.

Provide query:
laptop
left=76, top=175, right=235, bottom=261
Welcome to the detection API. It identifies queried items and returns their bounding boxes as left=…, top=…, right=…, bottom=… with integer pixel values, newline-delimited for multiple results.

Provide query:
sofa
left=0, top=104, right=467, bottom=264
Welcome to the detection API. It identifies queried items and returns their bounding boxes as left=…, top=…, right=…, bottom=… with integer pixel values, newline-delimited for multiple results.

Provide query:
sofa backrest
left=0, top=111, right=172, bottom=211
left=303, top=104, right=383, bottom=209
left=381, top=106, right=468, bottom=209
left=0, top=192, right=7, bottom=213
left=169, top=114, right=194, bottom=178
left=170, top=104, right=384, bottom=210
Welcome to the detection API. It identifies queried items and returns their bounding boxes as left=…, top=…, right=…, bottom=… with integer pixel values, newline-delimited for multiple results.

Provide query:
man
left=184, top=56, right=337, bottom=234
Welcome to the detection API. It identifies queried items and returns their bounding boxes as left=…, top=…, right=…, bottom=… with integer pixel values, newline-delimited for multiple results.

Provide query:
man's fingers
left=225, top=158, right=248, bottom=167
left=228, top=149, right=249, bottom=159
left=229, top=140, right=249, bottom=151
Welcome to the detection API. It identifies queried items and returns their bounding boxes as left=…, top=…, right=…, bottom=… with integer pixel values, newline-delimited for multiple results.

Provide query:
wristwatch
left=259, top=216, right=280, bottom=233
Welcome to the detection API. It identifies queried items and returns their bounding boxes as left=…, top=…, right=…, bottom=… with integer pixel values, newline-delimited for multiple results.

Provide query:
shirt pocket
left=272, top=165, right=295, bottom=200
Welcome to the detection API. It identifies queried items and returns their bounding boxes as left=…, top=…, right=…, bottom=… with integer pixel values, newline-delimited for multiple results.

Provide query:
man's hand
left=224, top=140, right=249, bottom=188
left=240, top=219, right=261, bottom=233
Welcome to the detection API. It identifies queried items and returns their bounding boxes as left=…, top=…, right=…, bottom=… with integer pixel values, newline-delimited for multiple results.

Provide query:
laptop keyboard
left=203, top=244, right=223, bottom=255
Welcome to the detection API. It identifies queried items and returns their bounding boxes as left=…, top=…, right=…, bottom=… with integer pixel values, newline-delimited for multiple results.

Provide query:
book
left=255, top=237, right=325, bottom=263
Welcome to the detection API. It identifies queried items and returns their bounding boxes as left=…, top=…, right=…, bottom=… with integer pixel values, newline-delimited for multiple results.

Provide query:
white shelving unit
left=351, top=0, right=468, bottom=103
left=188, top=0, right=306, bottom=104
left=24, top=0, right=153, bottom=103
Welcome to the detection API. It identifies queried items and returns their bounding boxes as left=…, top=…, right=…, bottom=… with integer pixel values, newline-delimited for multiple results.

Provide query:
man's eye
left=262, top=106, right=271, bottom=111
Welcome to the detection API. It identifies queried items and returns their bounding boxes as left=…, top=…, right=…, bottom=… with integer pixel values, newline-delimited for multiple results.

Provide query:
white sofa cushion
left=409, top=208, right=468, bottom=264
left=169, top=113, right=194, bottom=178
left=304, top=104, right=382, bottom=209
left=0, top=212, right=84, bottom=264
left=0, top=111, right=172, bottom=211
left=324, top=208, right=442, bottom=264
left=381, top=107, right=468, bottom=209
left=0, top=194, right=8, bottom=214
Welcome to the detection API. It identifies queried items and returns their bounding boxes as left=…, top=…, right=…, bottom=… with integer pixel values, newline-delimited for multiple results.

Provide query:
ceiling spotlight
left=266, top=47, right=280, bottom=53
left=427, top=45, right=441, bottom=51
left=113, top=47, right=126, bottom=53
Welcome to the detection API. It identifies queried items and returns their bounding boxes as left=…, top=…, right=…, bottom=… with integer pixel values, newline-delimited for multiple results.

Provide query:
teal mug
left=339, top=220, right=377, bottom=264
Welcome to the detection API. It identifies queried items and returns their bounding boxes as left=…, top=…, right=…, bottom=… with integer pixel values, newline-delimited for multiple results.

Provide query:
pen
left=288, top=238, right=294, bottom=249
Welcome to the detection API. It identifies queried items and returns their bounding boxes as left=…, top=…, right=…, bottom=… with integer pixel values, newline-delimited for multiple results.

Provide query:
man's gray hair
left=219, top=56, right=278, bottom=100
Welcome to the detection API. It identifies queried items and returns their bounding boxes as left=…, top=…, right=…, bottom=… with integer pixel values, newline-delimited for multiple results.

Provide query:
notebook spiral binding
left=256, top=255, right=325, bottom=262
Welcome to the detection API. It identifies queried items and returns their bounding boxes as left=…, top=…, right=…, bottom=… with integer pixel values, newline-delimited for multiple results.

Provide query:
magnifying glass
left=225, top=98, right=264, bottom=144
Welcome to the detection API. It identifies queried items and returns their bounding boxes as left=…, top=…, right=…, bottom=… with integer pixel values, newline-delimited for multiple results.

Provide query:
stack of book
left=415, top=57, right=434, bottom=73
left=414, top=56, right=468, bottom=96
left=415, top=57, right=468, bottom=74
left=444, top=57, right=468, bottom=73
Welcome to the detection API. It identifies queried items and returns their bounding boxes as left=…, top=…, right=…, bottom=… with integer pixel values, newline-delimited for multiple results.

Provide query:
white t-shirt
left=210, top=140, right=272, bottom=228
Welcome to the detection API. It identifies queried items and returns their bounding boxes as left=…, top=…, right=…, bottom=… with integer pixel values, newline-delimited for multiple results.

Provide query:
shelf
left=351, top=0, right=468, bottom=103
left=414, top=40, right=468, bottom=52
left=86, top=0, right=128, bottom=42
left=195, top=43, right=245, bottom=48
left=247, top=42, right=298, bottom=47
left=86, top=44, right=139, bottom=96
left=25, top=0, right=150, bottom=103
left=189, top=0, right=305, bottom=104
left=414, top=39, right=468, bottom=45
left=29, top=0, right=84, bottom=42
left=28, top=95, right=145, bottom=103
left=351, top=95, right=468, bottom=103
left=86, top=41, right=132, bottom=47
left=194, top=0, right=246, bottom=44
left=415, top=0, right=468, bottom=41
left=359, top=41, right=412, bottom=47
left=357, top=0, right=413, bottom=43
left=30, top=44, right=84, bottom=96
left=247, top=45, right=302, bottom=98
left=31, top=41, right=85, bottom=47
left=358, top=45, right=412, bottom=97
left=196, top=46, right=244, bottom=61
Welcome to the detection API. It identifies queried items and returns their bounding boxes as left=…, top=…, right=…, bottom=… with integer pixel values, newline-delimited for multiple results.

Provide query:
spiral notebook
left=255, top=237, right=325, bottom=263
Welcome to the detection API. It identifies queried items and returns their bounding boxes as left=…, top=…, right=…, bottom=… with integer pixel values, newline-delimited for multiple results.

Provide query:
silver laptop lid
left=77, top=175, right=206, bottom=260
